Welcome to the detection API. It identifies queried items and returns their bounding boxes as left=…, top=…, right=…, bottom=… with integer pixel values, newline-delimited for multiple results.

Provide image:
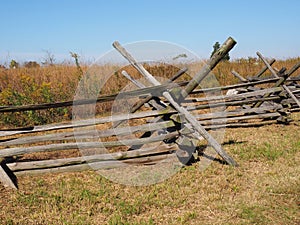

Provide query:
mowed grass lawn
left=0, top=113, right=299, bottom=225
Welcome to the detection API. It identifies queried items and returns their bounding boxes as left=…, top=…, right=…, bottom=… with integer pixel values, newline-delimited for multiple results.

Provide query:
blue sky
left=0, top=0, right=299, bottom=64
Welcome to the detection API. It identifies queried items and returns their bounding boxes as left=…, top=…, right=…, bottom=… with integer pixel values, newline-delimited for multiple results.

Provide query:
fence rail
left=0, top=37, right=299, bottom=190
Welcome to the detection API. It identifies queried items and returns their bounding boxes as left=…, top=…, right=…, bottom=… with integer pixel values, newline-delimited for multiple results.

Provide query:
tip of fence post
left=217, top=37, right=237, bottom=57
left=224, top=155, right=239, bottom=167
left=228, top=36, right=237, bottom=42
left=112, top=41, right=120, bottom=48
left=226, top=36, right=237, bottom=46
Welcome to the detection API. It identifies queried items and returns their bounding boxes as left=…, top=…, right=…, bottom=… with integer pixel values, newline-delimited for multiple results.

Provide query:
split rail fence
left=0, top=37, right=299, bottom=189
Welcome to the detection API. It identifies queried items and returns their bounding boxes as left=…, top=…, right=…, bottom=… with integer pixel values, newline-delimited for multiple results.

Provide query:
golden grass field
left=0, top=58, right=299, bottom=224
left=0, top=57, right=299, bottom=128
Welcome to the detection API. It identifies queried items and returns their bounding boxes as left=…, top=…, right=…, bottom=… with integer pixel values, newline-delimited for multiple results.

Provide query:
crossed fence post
left=113, top=37, right=238, bottom=166
left=256, top=52, right=300, bottom=108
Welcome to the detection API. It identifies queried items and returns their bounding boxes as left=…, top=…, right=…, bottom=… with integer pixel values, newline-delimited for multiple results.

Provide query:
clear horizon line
left=1, top=51, right=299, bottom=65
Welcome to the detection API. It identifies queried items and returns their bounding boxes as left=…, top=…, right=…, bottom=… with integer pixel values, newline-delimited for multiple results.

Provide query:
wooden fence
left=0, top=37, right=299, bottom=189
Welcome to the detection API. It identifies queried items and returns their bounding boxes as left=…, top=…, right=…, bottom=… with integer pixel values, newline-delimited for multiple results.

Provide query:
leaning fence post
left=113, top=38, right=238, bottom=166
left=0, top=162, right=17, bottom=190
left=180, top=37, right=237, bottom=100
left=257, top=52, right=300, bottom=108
left=255, top=58, right=276, bottom=78
left=112, top=68, right=188, bottom=128
left=231, top=70, right=248, bottom=83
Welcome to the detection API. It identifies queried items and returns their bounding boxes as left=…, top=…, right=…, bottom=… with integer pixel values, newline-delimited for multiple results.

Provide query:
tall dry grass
left=212, top=57, right=300, bottom=85
left=0, top=58, right=299, bottom=127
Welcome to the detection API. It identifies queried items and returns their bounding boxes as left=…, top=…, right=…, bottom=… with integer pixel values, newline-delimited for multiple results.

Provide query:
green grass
left=0, top=121, right=299, bottom=224
left=238, top=204, right=267, bottom=224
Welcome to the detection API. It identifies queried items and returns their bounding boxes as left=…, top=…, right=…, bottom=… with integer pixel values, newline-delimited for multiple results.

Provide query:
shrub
left=24, top=61, right=40, bottom=68
left=9, top=60, right=19, bottom=69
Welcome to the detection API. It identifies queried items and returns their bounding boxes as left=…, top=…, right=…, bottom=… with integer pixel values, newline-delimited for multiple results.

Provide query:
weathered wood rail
left=0, top=37, right=299, bottom=189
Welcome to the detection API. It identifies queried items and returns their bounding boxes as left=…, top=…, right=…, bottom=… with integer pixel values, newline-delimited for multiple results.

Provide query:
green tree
left=9, top=59, right=19, bottom=69
left=210, top=41, right=230, bottom=61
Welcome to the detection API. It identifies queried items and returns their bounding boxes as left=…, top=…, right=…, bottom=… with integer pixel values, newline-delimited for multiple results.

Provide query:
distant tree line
left=6, top=60, right=40, bottom=69
left=0, top=46, right=230, bottom=70
left=0, top=50, right=82, bottom=69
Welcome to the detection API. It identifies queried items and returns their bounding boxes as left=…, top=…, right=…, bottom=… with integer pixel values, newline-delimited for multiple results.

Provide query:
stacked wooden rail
left=0, top=37, right=299, bottom=189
